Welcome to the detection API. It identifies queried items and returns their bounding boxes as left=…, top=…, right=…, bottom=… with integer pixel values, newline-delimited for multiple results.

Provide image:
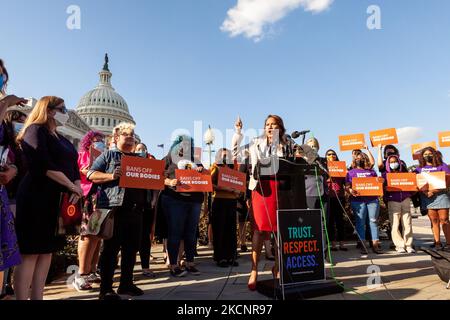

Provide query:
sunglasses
left=327, top=153, right=337, bottom=156
left=52, top=105, right=68, bottom=114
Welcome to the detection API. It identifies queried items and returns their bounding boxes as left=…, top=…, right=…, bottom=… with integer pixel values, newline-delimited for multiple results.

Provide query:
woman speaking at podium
left=247, top=115, right=295, bottom=291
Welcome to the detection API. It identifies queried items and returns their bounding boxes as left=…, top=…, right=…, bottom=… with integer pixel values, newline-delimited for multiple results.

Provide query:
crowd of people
left=1, top=57, right=450, bottom=300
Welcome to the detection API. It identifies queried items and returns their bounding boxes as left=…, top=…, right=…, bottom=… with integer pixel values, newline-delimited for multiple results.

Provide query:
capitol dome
left=76, top=54, right=135, bottom=136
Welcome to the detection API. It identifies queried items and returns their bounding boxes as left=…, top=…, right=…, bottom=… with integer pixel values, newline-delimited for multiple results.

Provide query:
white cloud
left=221, top=0, right=334, bottom=42
left=396, top=127, right=423, bottom=150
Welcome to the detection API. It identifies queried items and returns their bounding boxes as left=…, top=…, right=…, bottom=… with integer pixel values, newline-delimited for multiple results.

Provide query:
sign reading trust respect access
left=339, top=134, right=366, bottom=151
left=369, top=128, right=398, bottom=147
left=175, top=169, right=213, bottom=193
left=119, top=156, right=165, bottom=190
left=217, top=166, right=247, bottom=192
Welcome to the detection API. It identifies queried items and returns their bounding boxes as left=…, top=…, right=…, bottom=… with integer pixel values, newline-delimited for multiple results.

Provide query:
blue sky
left=2, top=0, right=450, bottom=166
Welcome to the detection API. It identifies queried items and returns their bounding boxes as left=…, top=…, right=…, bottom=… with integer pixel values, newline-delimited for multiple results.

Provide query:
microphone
left=291, top=130, right=311, bottom=139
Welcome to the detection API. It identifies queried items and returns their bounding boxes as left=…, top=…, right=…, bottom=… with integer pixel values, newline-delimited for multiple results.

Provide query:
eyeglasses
left=120, top=132, right=135, bottom=138
left=52, top=105, right=68, bottom=114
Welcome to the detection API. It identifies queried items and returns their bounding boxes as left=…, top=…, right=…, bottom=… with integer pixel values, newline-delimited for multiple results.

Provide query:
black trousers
left=327, top=197, right=345, bottom=242
left=211, top=198, right=237, bottom=262
left=139, top=208, right=155, bottom=270
left=99, top=206, right=143, bottom=294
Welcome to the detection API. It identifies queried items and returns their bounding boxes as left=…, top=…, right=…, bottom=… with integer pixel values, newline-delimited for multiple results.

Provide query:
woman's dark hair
left=0, top=59, right=9, bottom=93
left=264, top=115, right=287, bottom=144
left=3, top=110, right=27, bottom=150
left=137, top=143, right=148, bottom=151
left=325, top=149, right=340, bottom=161
left=352, top=152, right=371, bottom=170
left=419, top=147, right=442, bottom=167
left=383, top=145, right=399, bottom=159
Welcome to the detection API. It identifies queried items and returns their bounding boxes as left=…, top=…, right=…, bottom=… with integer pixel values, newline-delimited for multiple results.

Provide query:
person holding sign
left=325, top=149, right=347, bottom=251
left=247, top=115, right=296, bottom=291
left=345, top=153, right=383, bottom=254
left=74, top=130, right=105, bottom=292
left=377, top=144, right=407, bottom=174
left=210, top=148, right=240, bottom=267
left=414, top=147, right=450, bottom=249
left=382, top=155, right=415, bottom=253
left=87, top=123, right=147, bottom=300
left=160, top=135, right=205, bottom=278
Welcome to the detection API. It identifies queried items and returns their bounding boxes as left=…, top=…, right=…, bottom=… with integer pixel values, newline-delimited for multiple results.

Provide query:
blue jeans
left=351, top=200, right=380, bottom=241
left=161, top=194, right=202, bottom=265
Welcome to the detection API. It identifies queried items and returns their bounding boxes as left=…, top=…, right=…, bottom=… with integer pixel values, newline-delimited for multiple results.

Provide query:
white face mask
left=389, top=162, right=400, bottom=171
left=54, top=111, right=69, bottom=127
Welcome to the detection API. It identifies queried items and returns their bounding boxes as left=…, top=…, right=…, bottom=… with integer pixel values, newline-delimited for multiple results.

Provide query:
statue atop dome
left=103, top=53, right=109, bottom=71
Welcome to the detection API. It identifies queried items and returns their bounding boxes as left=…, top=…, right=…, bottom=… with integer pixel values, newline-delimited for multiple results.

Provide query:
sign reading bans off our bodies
left=217, top=166, right=247, bottom=192
left=339, top=134, right=366, bottom=151
left=175, top=169, right=213, bottom=192
left=277, top=209, right=325, bottom=285
left=369, top=128, right=398, bottom=147
left=327, top=161, right=347, bottom=178
left=352, top=177, right=384, bottom=196
left=386, top=173, right=418, bottom=192
left=119, top=156, right=165, bottom=190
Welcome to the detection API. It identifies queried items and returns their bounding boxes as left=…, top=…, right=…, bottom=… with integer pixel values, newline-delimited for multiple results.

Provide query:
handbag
left=56, top=193, right=83, bottom=236
left=81, top=208, right=115, bottom=240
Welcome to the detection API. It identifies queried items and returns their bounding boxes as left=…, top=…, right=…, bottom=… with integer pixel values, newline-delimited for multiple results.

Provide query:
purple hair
left=80, top=130, right=105, bottom=151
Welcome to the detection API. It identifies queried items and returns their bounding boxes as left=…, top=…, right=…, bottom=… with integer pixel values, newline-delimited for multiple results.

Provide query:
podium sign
left=277, top=209, right=325, bottom=286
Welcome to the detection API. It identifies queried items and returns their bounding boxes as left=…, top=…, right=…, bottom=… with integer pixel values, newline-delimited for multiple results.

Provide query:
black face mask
left=424, top=155, right=434, bottom=163
left=356, top=160, right=365, bottom=168
left=222, top=156, right=227, bottom=165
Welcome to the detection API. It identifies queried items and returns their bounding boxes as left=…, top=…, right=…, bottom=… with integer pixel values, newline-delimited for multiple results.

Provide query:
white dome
left=75, top=55, right=135, bottom=135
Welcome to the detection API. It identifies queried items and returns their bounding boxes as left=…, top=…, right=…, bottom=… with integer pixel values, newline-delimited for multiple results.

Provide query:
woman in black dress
left=14, top=96, right=83, bottom=300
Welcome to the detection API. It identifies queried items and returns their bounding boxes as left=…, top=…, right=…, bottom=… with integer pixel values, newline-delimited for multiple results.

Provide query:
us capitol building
left=16, top=54, right=136, bottom=147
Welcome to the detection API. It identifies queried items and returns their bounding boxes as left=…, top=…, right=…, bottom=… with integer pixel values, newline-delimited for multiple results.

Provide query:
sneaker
left=142, top=269, right=156, bottom=278
left=72, top=275, right=93, bottom=292
left=396, top=248, right=406, bottom=253
left=185, top=266, right=201, bottom=275
left=406, top=247, right=416, bottom=254
left=117, top=285, right=144, bottom=296
left=99, top=290, right=121, bottom=300
left=170, top=267, right=188, bottom=277
left=87, top=271, right=101, bottom=284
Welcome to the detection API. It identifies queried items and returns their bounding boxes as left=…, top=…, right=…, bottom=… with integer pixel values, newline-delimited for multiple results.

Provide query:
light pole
left=204, top=125, right=215, bottom=168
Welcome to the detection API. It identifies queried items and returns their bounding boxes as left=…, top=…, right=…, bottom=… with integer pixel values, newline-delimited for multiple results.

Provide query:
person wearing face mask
left=382, top=155, right=415, bottom=253
left=415, top=147, right=450, bottom=249
left=161, top=135, right=205, bottom=278
left=14, top=96, right=83, bottom=300
left=377, top=144, right=407, bottom=174
left=210, top=148, right=240, bottom=267
left=88, top=123, right=147, bottom=300
left=73, top=130, right=106, bottom=292
left=0, top=59, right=28, bottom=120
left=134, top=143, right=158, bottom=278
left=325, top=149, right=347, bottom=252
left=346, top=153, right=383, bottom=254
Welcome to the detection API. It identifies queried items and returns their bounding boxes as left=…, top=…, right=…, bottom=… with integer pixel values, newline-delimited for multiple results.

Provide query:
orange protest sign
left=327, top=161, right=347, bottom=178
left=352, top=177, right=384, bottom=196
left=369, top=128, right=398, bottom=147
left=119, top=156, right=165, bottom=190
left=411, top=141, right=437, bottom=160
left=438, top=131, right=450, bottom=148
left=89, top=146, right=102, bottom=166
left=386, top=173, right=418, bottom=192
left=416, top=171, right=447, bottom=191
left=339, top=134, right=366, bottom=151
left=176, top=169, right=213, bottom=192
left=217, top=166, right=247, bottom=192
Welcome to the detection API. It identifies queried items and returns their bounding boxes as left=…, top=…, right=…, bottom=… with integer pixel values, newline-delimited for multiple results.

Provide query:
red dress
left=251, top=178, right=279, bottom=232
